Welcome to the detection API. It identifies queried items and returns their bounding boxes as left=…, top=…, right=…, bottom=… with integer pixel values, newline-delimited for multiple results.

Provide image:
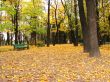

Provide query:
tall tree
left=5, top=0, right=21, bottom=44
left=61, top=0, right=78, bottom=45
left=86, top=0, right=100, bottom=57
left=50, top=0, right=66, bottom=44
left=78, top=0, right=90, bottom=52
left=74, top=0, right=78, bottom=46
left=96, top=0, right=101, bottom=46
left=54, top=0, right=58, bottom=44
left=47, top=0, right=51, bottom=47
left=14, top=3, right=19, bottom=44
left=21, top=0, right=45, bottom=45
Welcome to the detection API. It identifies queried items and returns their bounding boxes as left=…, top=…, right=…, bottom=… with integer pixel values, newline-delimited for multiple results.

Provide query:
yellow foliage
left=0, top=44, right=110, bottom=81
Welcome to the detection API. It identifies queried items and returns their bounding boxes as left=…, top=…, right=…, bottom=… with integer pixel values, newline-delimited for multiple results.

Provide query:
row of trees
left=0, top=0, right=110, bottom=57
left=0, top=0, right=46, bottom=45
left=47, top=0, right=110, bottom=57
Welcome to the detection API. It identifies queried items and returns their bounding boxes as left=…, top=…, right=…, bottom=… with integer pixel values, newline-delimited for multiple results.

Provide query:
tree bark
left=78, top=0, right=90, bottom=52
left=86, top=0, right=100, bottom=57
left=47, top=0, right=51, bottom=47
left=6, top=31, right=10, bottom=45
left=10, top=33, right=13, bottom=45
left=96, top=0, right=101, bottom=46
left=15, top=7, right=19, bottom=44
left=55, top=4, right=58, bottom=44
left=30, top=31, right=36, bottom=45
left=74, top=0, right=78, bottom=46
left=52, top=32, right=55, bottom=46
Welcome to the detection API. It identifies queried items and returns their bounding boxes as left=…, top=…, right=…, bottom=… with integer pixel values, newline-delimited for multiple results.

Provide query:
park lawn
left=0, top=44, right=110, bottom=82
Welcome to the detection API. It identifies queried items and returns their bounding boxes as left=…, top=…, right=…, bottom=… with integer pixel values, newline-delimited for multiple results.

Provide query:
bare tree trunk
left=18, top=31, right=22, bottom=44
left=96, top=0, right=101, bottom=46
left=74, top=0, right=78, bottom=46
left=15, top=7, right=19, bottom=44
left=52, top=32, right=55, bottom=46
left=10, top=33, right=13, bottom=45
left=86, top=0, right=100, bottom=57
left=47, top=0, right=51, bottom=47
left=54, top=1, right=59, bottom=44
left=78, top=0, right=90, bottom=52
left=6, top=31, right=10, bottom=45
left=30, top=31, right=36, bottom=45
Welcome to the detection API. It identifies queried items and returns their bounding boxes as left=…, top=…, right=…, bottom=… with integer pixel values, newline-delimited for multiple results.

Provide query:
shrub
left=36, top=40, right=45, bottom=47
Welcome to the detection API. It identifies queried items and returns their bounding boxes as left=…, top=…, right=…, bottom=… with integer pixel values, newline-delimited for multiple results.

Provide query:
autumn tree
left=74, top=0, right=78, bottom=46
left=77, top=0, right=90, bottom=52
left=20, top=0, right=45, bottom=45
left=47, top=0, right=51, bottom=47
left=96, top=0, right=101, bottom=46
left=61, top=0, right=74, bottom=43
left=3, top=0, right=21, bottom=44
left=86, top=0, right=100, bottom=57
left=50, top=0, right=67, bottom=45
left=0, top=0, right=15, bottom=45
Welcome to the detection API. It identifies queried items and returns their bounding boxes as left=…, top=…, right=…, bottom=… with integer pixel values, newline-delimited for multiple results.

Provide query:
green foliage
left=36, top=27, right=46, bottom=35
left=36, top=40, right=45, bottom=47
left=0, top=1, right=15, bottom=16
left=0, top=0, right=109, bottom=43
left=22, top=2, right=43, bottom=17
left=20, top=0, right=46, bottom=35
left=0, top=21, right=13, bottom=32
left=5, top=6, right=15, bottom=16
left=19, top=24, right=31, bottom=36
left=98, top=0, right=110, bottom=33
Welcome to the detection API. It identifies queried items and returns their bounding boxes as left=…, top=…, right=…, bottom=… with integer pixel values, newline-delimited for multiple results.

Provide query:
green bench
left=14, top=44, right=29, bottom=50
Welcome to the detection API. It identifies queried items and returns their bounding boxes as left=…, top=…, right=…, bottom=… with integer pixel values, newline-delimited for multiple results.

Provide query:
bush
left=36, top=40, right=45, bottom=47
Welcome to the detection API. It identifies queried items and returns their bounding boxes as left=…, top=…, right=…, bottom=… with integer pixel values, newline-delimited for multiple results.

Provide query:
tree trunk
left=52, top=32, right=55, bottom=46
left=30, top=31, right=36, bottom=45
left=68, top=17, right=77, bottom=45
left=74, top=0, right=78, bottom=46
left=6, top=31, right=10, bottom=45
left=72, top=30, right=77, bottom=45
left=18, top=31, right=22, bottom=44
left=55, top=3, right=59, bottom=44
left=10, top=33, right=13, bottom=45
left=15, top=8, right=19, bottom=44
left=69, top=29, right=73, bottom=44
left=47, top=0, right=51, bottom=47
left=86, top=0, right=100, bottom=57
left=78, top=0, right=90, bottom=52
left=96, top=0, right=101, bottom=46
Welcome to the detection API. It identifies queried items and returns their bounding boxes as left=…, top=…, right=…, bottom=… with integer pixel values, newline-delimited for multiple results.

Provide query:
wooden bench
left=14, top=44, right=29, bottom=50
